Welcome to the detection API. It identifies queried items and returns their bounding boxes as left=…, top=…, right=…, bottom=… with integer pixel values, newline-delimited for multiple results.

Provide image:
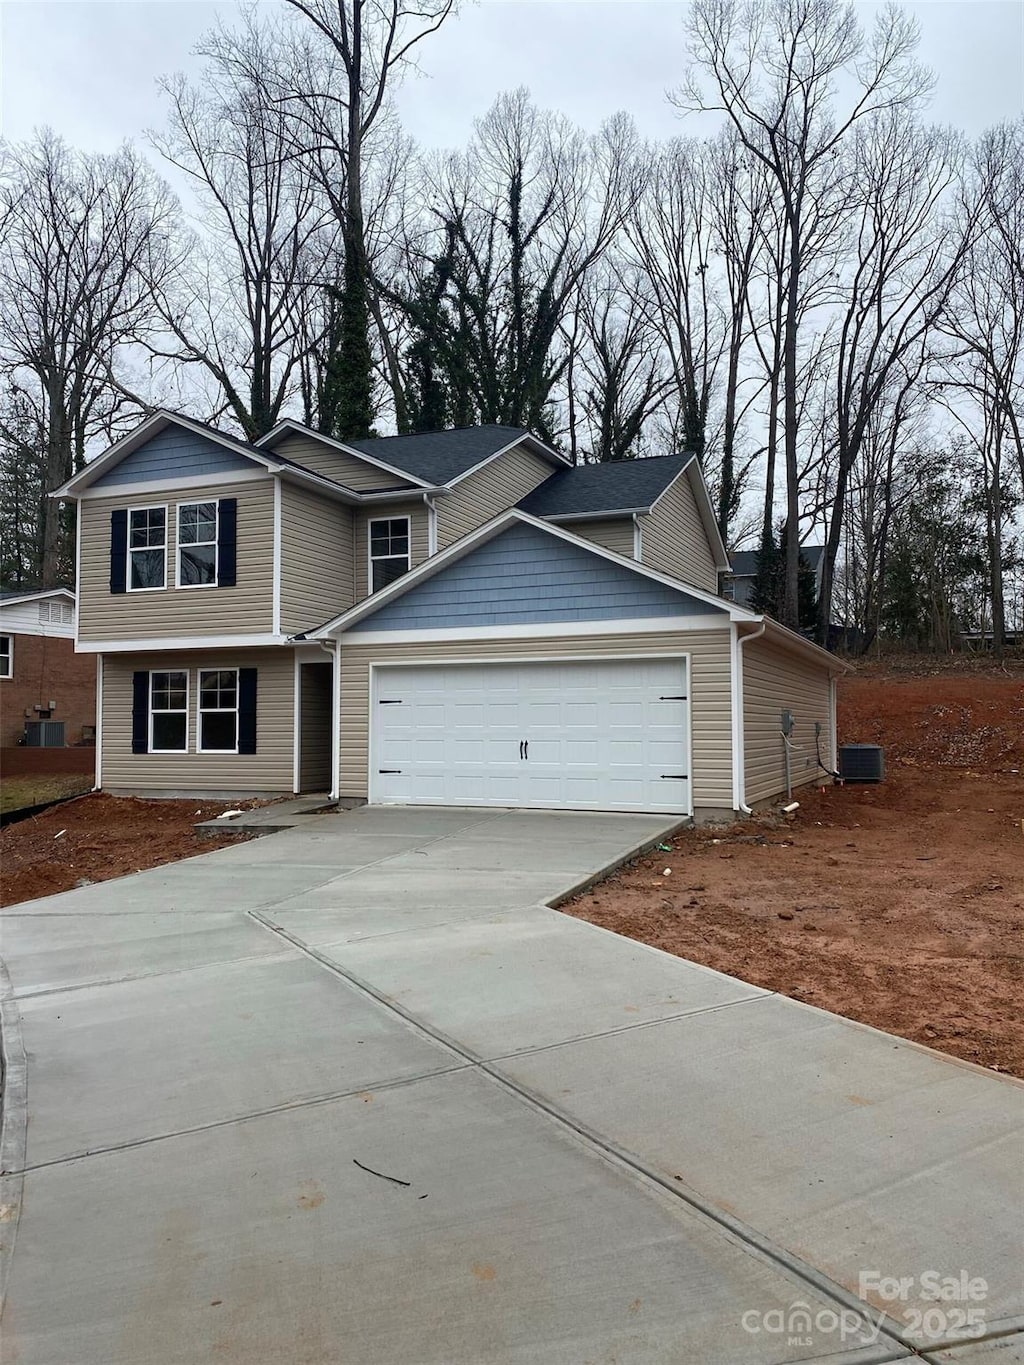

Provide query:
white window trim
left=175, top=498, right=220, bottom=590
left=0, top=634, right=12, bottom=680
left=148, top=668, right=190, bottom=754
left=368, top=514, right=412, bottom=595
left=127, top=504, right=169, bottom=594
left=197, top=666, right=240, bottom=754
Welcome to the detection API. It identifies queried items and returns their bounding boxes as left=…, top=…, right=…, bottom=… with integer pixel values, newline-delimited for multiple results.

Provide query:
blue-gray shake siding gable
left=348, top=522, right=726, bottom=631
left=90, top=427, right=256, bottom=488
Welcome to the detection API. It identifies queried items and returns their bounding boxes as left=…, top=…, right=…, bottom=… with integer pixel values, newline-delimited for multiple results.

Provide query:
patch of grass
left=0, top=774, right=93, bottom=817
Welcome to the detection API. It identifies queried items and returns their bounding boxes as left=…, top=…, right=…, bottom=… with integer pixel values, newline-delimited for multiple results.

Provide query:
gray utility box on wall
left=838, top=743, right=885, bottom=783
left=23, top=720, right=66, bottom=748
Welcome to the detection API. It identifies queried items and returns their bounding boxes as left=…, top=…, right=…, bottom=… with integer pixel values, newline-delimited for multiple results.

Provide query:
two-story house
left=55, top=411, right=844, bottom=820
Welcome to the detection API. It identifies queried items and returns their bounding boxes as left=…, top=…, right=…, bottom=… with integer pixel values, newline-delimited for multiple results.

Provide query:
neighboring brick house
left=0, top=589, right=96, bottom=748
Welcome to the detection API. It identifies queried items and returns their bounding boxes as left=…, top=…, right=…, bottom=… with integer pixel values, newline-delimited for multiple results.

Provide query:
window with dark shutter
left=131, top=672, right=149, bottom=753
left=218, top=498, right=237, bottom=587
left=238, top=667, right=257, bottom=753
left=110, top=510, right=128, bottom=594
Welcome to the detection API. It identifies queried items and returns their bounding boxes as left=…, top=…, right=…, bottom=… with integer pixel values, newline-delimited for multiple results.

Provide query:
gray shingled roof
left=0, top=586, right=74, bottom=602
left=729, top=546, right=824, bottom=577
left=348, top=426, right=535, bottom=486
left=518, top=453, right=694, bottom=518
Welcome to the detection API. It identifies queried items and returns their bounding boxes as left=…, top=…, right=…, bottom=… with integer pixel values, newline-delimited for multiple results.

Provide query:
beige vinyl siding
left=353, top=501, right=429, bottom=601
left=571, top=517, right=635, bottom=558
left=743, top=636, right=833, bottom=805
left=269, top=433, right=412, bottom=491
left=78, top=479, right=275, bottom=643
left=338, top=627, right=733, bottom=809
left=641, top=472, right=720, bottom=594
left=101, top=648, right=294, bottom=793
left=437, top=444, right=555, bottom=549
left=279, top=484, right=355, bottom=634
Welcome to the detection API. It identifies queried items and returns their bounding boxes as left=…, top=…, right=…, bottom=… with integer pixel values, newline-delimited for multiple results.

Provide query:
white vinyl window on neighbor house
left=149, top=671, right=188, bottom=752
left=129, top=507, right=167, bottom=590
left=198, top=669, right=239, bottom=752
left=0, top=635, right=12, bottom=679
left=369, top=517, right=411, bottom=593
left=178, top=501, right=219, bottom=587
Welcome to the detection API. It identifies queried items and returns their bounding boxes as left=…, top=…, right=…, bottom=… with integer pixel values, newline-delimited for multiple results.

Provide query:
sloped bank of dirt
left=564, top=670, right=1024, bottom=1078
left=0, top=793, right=260, bottom=907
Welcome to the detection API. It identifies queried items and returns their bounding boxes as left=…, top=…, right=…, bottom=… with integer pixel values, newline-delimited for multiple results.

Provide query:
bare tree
left=394, top=93, right=640, bottom=439
left=262, top=0, right=458, bottom=436
left=815, top=115, right=966, bottom=642
left=568, top=262, right=668, bottom=461
left=150, top=17, right=338, bottom=439
left=681, top=0, right=930, bottom=625
left=0, top=132, right=177, bottom=582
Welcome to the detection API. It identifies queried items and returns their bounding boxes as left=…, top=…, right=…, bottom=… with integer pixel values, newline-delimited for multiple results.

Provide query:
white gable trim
left=256, top=420, right=435, bottom=490
left=306, top=507, right=753, bottom=640
left=75, top=469, right=272, bottom=500
left=445, top=433, right=571, bottom=488
left=53, top=412, right=279, bottom=497
left=0, top=587, right=76, bottom=608
left=342, top=616, right=729, bottom=646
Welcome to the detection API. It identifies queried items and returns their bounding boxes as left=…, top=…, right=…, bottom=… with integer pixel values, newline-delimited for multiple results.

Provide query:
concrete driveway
left=1, top=806, right=1021, bottom=1365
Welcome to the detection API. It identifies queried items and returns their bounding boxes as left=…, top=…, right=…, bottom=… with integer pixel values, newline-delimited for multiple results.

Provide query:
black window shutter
left=131, top=672, right=149, bottom=754
left=238, top=668, right=257, bottom=754
left=110, top=510, right=128, bottom=594
left=218, top=498, right=237, bottom=587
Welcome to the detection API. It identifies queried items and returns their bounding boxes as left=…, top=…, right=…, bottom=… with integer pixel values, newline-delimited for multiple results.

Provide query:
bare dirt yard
left=0, top=793, right=259, bottom=907
left=564, top=660, right=1024, bottom=1078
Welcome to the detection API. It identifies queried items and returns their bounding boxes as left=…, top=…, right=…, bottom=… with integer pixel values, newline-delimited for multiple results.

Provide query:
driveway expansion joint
left=247, top=906, right=917, bottom=1359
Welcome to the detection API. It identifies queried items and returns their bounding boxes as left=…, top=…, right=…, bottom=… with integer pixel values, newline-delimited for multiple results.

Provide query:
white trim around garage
left=366, top=650, right=694, bottom=817
left=345, top=614, right=730, bottom=647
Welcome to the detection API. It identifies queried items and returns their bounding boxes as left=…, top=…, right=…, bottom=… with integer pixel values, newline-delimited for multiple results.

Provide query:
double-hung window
left=0, top=635, right=11, bottom=679
left=128, top=508, right=167, bottom=590
left=178, top=502, right=218, bottom=587
left=369, top=517, right=411, bottom=593
left=198, top=669, right=239, bottom=752
left=150, top=671, right=188, bottom=752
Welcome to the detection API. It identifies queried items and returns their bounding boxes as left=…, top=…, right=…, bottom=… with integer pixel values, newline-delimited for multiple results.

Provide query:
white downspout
left=733, top=619, right=767, bottom=816
left=319, top=638, right=340, bottom=801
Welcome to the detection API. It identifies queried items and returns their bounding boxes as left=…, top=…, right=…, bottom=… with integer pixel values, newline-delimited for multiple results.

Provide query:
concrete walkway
left=1, top=806, right=1021, bottom=1365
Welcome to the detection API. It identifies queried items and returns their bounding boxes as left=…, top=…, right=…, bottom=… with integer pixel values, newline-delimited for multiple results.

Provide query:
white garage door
left=370, top=657, right=690, bottom=814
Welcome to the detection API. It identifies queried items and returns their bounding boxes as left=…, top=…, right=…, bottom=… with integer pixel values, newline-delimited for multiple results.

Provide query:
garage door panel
left=371, top=659, right=690, bottom=814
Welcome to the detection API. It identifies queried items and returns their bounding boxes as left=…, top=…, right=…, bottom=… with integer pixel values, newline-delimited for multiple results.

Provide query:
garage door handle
left=524, top=740, right=528, bottom=760
left=660, top=774, right=688, bottom=780
left=659, top=695, right=687, bottom=700
left=378, top=769, right=402, bottom=774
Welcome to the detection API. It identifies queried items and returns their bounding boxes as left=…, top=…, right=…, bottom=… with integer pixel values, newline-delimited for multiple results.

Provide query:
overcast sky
left=2, top=0, right=1021, bottom=158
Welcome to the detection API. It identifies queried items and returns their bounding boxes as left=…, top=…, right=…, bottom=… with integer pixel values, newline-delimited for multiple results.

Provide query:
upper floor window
left=38, top=601, right=74, bottom=624
left=129, top=507, right=167, bottom=591
left=178, top=501, right=219, bottom=588
left=369, top=517, right=411, bottom=593
left=0, top=635, right=11, bottom=679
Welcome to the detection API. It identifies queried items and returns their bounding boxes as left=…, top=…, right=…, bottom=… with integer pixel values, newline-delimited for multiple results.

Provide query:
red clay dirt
left=0, top=793, right=258, bottom=907
left=564, top=664, right=1024, bottom=1078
